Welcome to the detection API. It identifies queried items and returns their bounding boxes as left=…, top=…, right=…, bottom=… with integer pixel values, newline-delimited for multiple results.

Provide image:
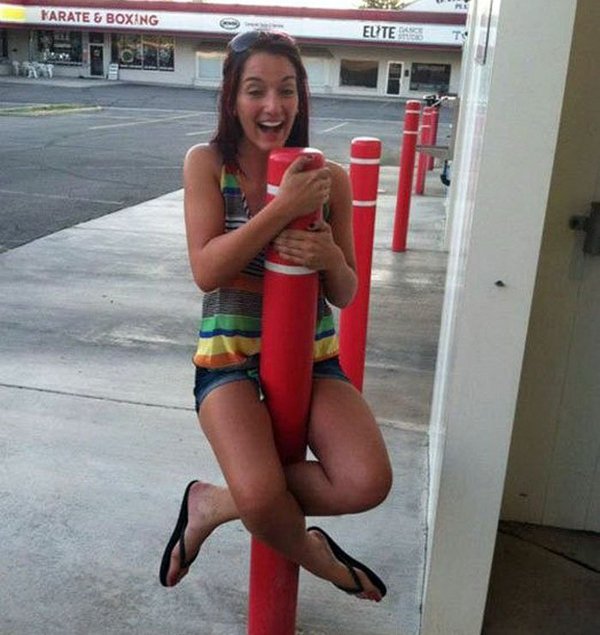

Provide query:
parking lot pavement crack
left=0, top=382, right=193, bottom=412
left=377, top=418, right=429, bottom=434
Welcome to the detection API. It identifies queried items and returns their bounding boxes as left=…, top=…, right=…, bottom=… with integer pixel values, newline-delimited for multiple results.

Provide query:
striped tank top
left=193, top=166, right=339, bottom=370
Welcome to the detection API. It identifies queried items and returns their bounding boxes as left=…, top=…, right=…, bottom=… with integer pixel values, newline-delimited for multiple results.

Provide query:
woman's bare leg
left=165, top=378, right=391, bottom=597
left=286, top=377, right=392, bottom=516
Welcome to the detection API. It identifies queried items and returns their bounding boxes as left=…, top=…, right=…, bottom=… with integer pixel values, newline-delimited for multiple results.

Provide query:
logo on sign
left=220, top=18, right=240, bottom=30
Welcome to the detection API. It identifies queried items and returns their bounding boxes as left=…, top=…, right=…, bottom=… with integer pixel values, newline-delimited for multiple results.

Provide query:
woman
left=159, top=30, right=392, bottom=603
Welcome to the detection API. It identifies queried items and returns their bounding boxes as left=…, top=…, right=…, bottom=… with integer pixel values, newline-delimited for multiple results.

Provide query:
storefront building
left=0, top=0, right=467, bottom=98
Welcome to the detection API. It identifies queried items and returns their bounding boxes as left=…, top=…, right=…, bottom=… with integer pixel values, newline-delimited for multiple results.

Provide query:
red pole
left=392, top=100, right=421, bottom=253
left=248, top=147, right=323, bottom=635
left=415, top=106, right=433, bottom=195
left=339, top=137, right=382, bottom=392
left=428, top=105, right=440, bottom=171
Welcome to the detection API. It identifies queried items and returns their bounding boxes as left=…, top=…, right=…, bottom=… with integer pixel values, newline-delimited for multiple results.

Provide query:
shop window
left=37, top=30, right=82, bottom=65
left=143, top=35, right=159, bottom=69
left=409, top=63, right=451, bottom=93
left=196, top=51, right=224, bottom=80
left=158, top=37, right=174, bottom=70
left=111, top=34, right=174, bottom=71
left=339, top=59, right=378, bottom=89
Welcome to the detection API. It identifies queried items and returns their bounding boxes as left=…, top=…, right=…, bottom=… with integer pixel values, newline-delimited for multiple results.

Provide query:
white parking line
left=318, top=122, right=348, bottom=133
left=79, top=114, right=146, bottom=120
left=312, top=115, right=401, bottom=125
left=88, top=112, right=199, bottom=130
left=185, top=129, right=216, bottom=136
left=105, top=107, right=213, bottom=115
left=0, top=189, right=123, bottom=205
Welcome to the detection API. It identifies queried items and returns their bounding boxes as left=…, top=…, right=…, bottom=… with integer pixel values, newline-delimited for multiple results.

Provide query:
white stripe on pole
left=267, top=183, right=279, bottom=196
left=403, top=130, right=419, bottom=135
left=265, top=261, right=313, bottom=275
left=353, top=200, right=378, bottom=207
left=350, top=157, right=380, bottom=165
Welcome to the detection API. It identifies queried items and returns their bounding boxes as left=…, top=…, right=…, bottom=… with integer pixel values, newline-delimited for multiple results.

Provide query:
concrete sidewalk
left=0, top=166, right=448, bottom=635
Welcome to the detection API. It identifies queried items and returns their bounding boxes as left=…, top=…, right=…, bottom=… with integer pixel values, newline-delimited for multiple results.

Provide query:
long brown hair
left=211, top=31, right=310, bottom=171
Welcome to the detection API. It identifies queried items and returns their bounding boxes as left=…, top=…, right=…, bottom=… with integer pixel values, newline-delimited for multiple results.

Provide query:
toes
left=352, top=569, right=382, bottom=602
left=166, top=540, right=188, bottom=587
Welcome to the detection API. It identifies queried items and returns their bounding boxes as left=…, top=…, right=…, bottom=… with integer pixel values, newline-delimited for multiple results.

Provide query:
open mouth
left=257, top=121, right=285, bottom=134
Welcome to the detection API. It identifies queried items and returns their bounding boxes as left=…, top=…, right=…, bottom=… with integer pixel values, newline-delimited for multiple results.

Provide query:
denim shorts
left=193, top=356, right=350, bottom=412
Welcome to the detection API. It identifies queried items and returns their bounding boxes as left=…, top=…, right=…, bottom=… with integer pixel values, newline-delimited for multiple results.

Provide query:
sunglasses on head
left=228, top=30, right=295, bottom=55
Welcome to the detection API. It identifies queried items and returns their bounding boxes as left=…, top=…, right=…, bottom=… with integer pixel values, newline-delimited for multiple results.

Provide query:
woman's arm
left=184, top=145, right=331, bottom=292
left=315, top=162, right=358, bottom=308
left=272, top=161, right=357, bottom=308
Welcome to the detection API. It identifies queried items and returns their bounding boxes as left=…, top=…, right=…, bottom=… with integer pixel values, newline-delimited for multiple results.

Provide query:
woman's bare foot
left=164, top=481, right=236, bottom=587
left=307, top=528, right=385, bottom=602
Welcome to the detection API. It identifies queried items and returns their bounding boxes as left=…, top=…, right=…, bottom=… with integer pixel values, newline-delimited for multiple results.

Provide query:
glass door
left=386, top=62, right=404, bottom=96
left=90, top=43, right=104, bottom=77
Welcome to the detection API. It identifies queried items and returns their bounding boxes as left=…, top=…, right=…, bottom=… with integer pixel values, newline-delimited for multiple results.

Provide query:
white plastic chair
left=22, top=62, right=38, bottom=79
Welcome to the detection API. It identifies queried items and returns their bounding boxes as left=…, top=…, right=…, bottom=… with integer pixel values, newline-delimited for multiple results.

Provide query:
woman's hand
left=276, top=156, right=331, bottom=221
left=272, top=219, right=343, bottom=271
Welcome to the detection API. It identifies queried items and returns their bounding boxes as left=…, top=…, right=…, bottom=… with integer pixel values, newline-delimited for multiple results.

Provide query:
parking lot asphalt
left=0, top=77, right=442, bottom=120
left=0, top=78, right=452, bottom=252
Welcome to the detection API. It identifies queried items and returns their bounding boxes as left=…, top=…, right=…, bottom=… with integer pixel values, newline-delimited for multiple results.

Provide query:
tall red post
left=428, top=105, right=440, bottom=170
left=339, top=137, right=382, bottom=392
left=415, top=105, right=433, bottom=195
left=247, top=147, right=323, bottom=635
left=392, top=100, right=421, bottom=253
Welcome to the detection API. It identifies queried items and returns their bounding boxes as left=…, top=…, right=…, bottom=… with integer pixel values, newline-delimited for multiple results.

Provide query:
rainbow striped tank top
left=192, top=166, right=339, bottom=370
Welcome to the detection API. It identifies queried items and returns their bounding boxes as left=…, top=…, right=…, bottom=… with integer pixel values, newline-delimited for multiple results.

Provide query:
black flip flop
left=307, top=526, right=387, bottom=599
left=159, top=480, right=199, bottom=587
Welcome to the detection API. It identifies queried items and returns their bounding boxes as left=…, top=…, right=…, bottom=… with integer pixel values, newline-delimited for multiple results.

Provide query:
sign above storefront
left=0, top=3, right=465, bottom=48
left=402, top=0, right=469, bottom=12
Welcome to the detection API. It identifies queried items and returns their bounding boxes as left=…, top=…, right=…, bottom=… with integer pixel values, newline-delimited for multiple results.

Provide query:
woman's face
left=235, top=52, right=299, bottom=155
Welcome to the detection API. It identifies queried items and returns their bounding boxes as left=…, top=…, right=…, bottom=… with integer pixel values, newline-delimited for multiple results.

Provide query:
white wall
left=421, top=0, right=578, bottom=633
left=501, top=0, right=600, bottom=532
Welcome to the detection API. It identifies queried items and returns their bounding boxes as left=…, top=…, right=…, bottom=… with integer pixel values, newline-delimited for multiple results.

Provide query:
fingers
left=272, top=224, right=335, bottom=270
left=285, top=154, right=326, bottom=175
left=277, top=161, right=332, bottom=220
left=285, top=154, right=311, bottom=174
left=281, top=161, right=331, bottom=191
left=308, top=219, right=327, bottom=232
left=280, top=221, right=329, bottom=239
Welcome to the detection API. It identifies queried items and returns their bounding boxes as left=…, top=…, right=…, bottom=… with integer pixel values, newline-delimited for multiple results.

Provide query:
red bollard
left=392, top=100, right=421, bottom=252
left=428, top=105, right=440, bottom=171
left=339, top=137, right=382, bottom=392
left=247, top=147, right=324, bottom=635
left=415, top=106, right=433, bottom=195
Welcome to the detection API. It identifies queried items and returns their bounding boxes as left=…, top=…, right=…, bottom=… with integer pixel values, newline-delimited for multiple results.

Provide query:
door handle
left=569, top=202, right=600, bottom=256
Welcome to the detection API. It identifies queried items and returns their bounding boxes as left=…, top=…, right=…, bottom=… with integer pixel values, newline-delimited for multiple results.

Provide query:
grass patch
left=0, top=103, right=101, bottom=116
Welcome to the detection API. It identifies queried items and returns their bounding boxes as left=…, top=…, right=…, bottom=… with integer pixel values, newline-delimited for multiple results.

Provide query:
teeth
left=259, top=122, right=282, bottom=128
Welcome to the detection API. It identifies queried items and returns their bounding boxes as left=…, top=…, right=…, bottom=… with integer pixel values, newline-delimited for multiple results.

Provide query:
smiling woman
left=158, top=29, right=392, bottom=606
left=235, top=53, right=298, bottom=150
